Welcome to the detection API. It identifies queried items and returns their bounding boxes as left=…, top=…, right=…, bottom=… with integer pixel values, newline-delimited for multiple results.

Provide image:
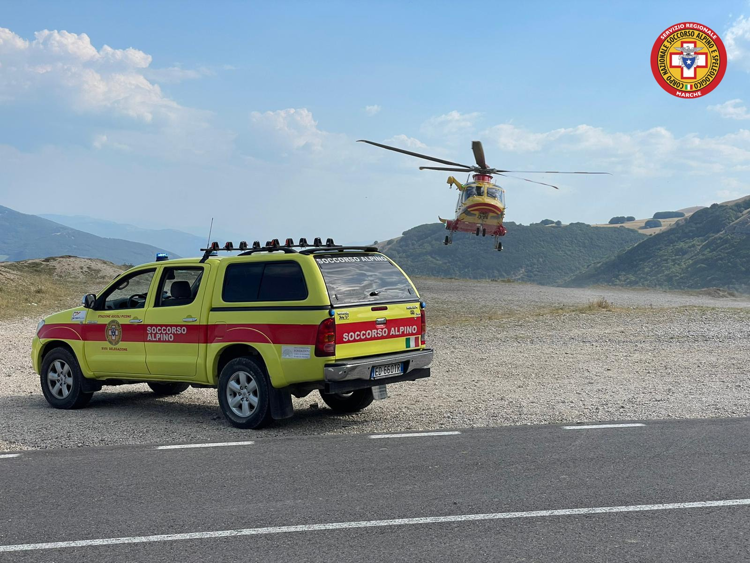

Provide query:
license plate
left=371, top=362, right=404, bottom=379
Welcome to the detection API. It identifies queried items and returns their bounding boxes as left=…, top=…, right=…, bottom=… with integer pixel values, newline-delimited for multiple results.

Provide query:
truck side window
left=100, top=269, right=156, bottom=310
left=222, top=262, right=307, bottom=302
left=222, top=263, right=264, bottom=302
left=155, top=267, right=203, bottom=307
left=258, top=263, right=308, bottom=301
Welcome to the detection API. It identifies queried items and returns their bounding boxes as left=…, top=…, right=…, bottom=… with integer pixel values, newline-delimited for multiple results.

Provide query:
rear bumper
left=323, top=349, right=433, bottom=394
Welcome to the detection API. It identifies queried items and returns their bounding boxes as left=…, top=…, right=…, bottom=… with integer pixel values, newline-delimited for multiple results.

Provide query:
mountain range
left=0, top=206, right=173, bottom=265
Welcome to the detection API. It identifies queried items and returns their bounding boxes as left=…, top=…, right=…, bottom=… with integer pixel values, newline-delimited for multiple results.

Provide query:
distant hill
left=0, top=256, right=126, bottom=319
left=567, top=196, right=750, bottom=292
left=592, top=205, right=705, bottom=235
left=381, top=222, right=646, bottom=285
left=0, top=206, right=175, bottom=265
left=39, top=214, right=208, bottom=259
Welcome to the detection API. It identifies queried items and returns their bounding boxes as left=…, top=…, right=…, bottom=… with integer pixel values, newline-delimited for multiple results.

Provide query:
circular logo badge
left=650, top=22, right=727, bottom=98
left=105, top=320, right=122, bottom=346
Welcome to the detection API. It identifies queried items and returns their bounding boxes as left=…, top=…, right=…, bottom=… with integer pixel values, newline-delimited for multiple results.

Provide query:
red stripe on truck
left=38, top=323, right=317, bottom=346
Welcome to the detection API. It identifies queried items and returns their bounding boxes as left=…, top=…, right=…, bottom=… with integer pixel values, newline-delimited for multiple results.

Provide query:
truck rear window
left=315, top=254, right=417, bottom=305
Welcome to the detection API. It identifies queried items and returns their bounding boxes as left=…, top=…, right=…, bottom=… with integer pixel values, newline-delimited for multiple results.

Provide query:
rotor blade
left=472, top=141, right=488, bottom=169
left=419, top=166, right=475, bottom=172
left=357, top=140, right=471, bottom=168
left=495, top=170, right=610, bottom=175
left=497, top=173, right=559, bottom=190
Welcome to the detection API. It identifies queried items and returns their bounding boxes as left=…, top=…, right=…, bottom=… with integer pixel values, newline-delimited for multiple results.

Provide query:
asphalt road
left=1, top=418, right=750, bottom=562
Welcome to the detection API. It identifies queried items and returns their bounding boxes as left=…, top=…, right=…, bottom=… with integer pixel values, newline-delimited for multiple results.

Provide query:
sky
left=1, top=0, right=750, bottom=245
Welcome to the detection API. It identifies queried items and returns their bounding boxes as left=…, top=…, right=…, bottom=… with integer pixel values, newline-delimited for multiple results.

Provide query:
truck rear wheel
left=218, top=358, right=273, bottom=429
left=319, top=389, right=374, bottom=413
left=40, top=348, right=93, bottom=410
left=147, top=382, right=190, bottom=396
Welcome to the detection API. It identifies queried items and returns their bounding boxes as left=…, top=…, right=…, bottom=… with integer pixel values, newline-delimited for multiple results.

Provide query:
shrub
left=643, top=219, right=662, bottom=229
left=609, top=216, right=627, bottom=224
left=653, top=211, right=685, bottom=219
left=625, top=216, right=636, bottom=222
left=539, top=219, right=555, bottom=226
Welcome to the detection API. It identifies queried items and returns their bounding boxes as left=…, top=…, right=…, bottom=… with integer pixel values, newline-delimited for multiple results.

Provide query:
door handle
left=129, top=318, right=143, bottom=324
left=183, top=317, right=198, bottom=323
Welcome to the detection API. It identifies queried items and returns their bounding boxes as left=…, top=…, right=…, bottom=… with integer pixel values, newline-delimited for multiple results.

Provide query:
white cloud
left=364, top=104, right=381, bottom=116
left=482, top=123, right=750, bottom=177
left=708, top=99, right=750, bottom=120
left=726, top=15, right=750, bottom=71
left=143, top=65, right=214, bottom=84
left=249, top=108, right=328, bottom=151
left=0, top=27, right=181, bottom=122
left=384, top=134, right=426, bottom=149
left=421, top=111, right=480, bottom=137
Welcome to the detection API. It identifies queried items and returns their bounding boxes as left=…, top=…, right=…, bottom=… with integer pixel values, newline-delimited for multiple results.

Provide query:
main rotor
left=358, top=139, right=609, bottom=190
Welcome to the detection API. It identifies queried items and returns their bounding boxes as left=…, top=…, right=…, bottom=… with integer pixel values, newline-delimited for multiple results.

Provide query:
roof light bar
left=238, top=241, right=248, bottom=251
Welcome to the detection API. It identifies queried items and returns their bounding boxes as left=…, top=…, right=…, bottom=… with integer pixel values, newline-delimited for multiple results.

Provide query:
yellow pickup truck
left=31, top=240, right=433, bottom=428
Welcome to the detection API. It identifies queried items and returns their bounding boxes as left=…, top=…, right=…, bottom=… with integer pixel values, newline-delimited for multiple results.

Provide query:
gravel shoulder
left=2, top=279, right=749, bottom=451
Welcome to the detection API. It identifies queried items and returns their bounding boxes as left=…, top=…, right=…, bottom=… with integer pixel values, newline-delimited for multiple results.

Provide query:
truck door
left=144, top=265, right=208, bottom=377
left=84, top=268, right=156, bottom=376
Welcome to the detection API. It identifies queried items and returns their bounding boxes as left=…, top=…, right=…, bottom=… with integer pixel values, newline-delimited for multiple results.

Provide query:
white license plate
left=371, top=362, right=404, bottom=379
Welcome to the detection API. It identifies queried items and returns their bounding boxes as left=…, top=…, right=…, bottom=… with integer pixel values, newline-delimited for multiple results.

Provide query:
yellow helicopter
left=359, top=140, right=608, bottom=250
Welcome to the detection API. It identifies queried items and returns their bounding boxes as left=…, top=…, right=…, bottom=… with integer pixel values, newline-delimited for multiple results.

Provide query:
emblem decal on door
left=105, top=320, right=123, bottom=346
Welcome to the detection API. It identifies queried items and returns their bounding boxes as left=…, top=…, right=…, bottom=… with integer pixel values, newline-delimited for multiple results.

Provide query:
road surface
left=1, top=418, right=749, bottom=561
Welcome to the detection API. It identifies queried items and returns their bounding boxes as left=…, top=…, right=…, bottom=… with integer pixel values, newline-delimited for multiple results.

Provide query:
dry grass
left=0, top=257, right=125, bottom=320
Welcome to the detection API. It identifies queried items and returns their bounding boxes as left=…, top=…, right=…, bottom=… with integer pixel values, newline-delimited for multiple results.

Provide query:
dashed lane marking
left=2, top=498, right=749, bottom=552
left=156, top=441, right=255, bottom=450
left=369, top=431, right=462, bottom=439
left=0, top=454, right=21, bottom=459
left=562, top=423, right=646, bottom=430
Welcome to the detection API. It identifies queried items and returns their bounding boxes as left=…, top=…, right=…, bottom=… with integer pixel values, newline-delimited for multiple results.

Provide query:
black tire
left=444, top=236, right=450, bottom=246
left=217, top=357, right=272, bottom=429
left=40, top=348, right=93, bottom=409
left=319, top=389, right=374, bottom=413
left=147, top=382, right=190, bottom=396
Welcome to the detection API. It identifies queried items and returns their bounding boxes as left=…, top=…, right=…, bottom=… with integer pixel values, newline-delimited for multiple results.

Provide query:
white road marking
left=369, top=431, right=461, bottom=439
left=0, top=453, right=20, bottom=459
left=2, top=498, right=749, bottom=552
left=156, top=441, right=254, bottom=450
left=562, top=423, right=646, bottom=430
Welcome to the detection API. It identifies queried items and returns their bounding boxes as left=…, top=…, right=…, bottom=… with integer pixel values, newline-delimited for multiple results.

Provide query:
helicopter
left=359, top=139, right=608, bottom=250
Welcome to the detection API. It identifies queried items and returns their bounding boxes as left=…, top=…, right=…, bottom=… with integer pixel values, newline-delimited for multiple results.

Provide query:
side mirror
left=82, top=294, right=96, bottom=309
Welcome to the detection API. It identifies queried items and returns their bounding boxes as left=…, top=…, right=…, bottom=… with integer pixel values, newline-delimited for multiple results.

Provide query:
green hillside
left=0, top=206, right=176, bottom=265
left=382, top=222, right=646, bottom=285
left=567, top=197, right=750, bottom=292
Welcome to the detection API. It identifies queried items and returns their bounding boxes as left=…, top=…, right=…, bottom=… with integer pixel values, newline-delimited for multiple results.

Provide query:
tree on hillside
left=643, top=219, right=662, bottom=229
left=653, top=211, right=685, bottom=219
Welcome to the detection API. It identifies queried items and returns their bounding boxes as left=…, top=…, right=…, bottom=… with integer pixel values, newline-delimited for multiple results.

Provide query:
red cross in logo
left=669, top=41, right=708, bottom=80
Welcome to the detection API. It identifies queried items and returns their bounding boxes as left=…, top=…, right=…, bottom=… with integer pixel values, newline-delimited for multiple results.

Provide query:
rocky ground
left=2, top=279, right=749, bottom=451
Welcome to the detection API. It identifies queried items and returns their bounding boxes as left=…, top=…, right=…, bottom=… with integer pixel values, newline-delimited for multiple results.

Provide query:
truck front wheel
left=319, top=389, right=374, bottom=413
left=218, top=358, right=272, bottom=429
left=40, top=348, right=93, bottom=409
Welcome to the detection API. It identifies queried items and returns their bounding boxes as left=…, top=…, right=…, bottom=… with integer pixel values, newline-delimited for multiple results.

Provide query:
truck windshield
left=315, top=254, right=417, bottom=305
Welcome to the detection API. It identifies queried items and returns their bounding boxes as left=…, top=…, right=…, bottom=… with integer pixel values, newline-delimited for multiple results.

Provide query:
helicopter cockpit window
left=487, top=188, right=505, bottom=204
left=462, top=186, right=476, bottom=201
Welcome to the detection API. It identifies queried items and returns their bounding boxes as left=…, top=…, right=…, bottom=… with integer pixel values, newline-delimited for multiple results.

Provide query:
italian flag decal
left=406, top=336, right=420, bottom=348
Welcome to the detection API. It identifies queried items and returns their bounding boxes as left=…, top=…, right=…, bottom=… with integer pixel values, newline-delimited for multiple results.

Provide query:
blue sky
left=1, top=1, right=749, bottom=244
